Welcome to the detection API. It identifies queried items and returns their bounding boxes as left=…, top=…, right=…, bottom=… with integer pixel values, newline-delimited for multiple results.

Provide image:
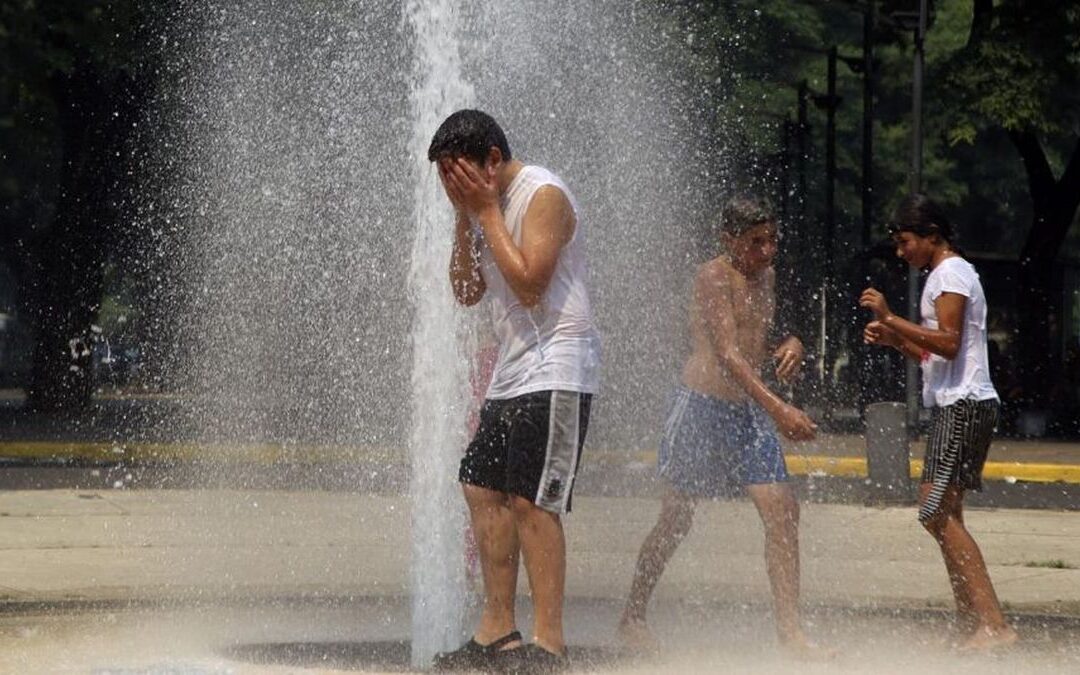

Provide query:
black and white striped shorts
left=919, top=398, right=999, bottom=522
left=460, top=390, right=592, bottom=514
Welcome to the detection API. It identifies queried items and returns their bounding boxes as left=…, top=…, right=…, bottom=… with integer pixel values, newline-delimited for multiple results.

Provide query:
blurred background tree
left=2, top=1, right=1078, bottom=431
left=1, top=1, right=157, bottom=410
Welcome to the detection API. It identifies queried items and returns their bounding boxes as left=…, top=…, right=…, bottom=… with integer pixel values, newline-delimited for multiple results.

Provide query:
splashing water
left=405, top=0, right=476, bottom=667
left=147, top=0, right=722, bottom=668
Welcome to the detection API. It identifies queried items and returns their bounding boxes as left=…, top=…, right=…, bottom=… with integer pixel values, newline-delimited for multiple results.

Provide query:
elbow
left=941, top=340, right=961, bottom=361
left=717, top=349, right=740, bottom=372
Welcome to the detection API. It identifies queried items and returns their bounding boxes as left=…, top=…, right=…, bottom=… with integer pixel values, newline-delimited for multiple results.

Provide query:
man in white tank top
left=426, top=110, right=600, bottom=673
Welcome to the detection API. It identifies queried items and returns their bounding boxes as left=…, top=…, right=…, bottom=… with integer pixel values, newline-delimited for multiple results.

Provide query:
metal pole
left=858, top=1, right=876, bottom=412
left=862, top=3, right=874, bottom=252
left=797, top=80, right=809, bottom=240
left=797, top=81, right=810, bottom=351
left=826, top=46, right=837, bottom=282
left=777, top=119, right=795, bottom=334
left=905, top=0, right=928, bottom=430
left=780, top=120, right=793, bottom=224
left=821, top=47, right=838, bottom=397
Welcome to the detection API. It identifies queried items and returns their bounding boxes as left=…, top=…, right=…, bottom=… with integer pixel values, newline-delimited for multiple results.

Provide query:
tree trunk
left=1012, top=132, right=1080, bottom=408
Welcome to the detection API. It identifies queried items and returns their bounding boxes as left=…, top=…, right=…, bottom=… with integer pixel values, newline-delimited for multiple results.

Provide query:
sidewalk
left=0, top=489, right=1079, bottom=672
left=0, top=489, right=1077, bottom=616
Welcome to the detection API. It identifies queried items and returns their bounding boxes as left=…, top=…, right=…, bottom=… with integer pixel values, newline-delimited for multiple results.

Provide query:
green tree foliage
left=936, top=0, right=1080, bottom=404
left=661, top=0, right=1080, bottom=413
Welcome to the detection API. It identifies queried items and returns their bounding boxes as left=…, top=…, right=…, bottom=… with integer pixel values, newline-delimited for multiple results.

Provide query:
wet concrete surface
left=0, top=596, right=1078, bottom=673
left=0, top=488, right=1077, bottom=672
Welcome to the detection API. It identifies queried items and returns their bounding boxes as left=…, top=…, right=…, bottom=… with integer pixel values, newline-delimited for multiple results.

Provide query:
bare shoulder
left=529, top=184, right=573, bottom=218
left=694, top=258, right=736, bottom=299
left=524, top=184, right=575, bottom=241
left=533, top=183, right=570, bottom=202
left=697, top=257, right=736, bottom=284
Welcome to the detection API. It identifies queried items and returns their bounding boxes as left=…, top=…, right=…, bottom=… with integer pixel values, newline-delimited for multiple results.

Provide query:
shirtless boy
left=618, top=196, right=828, bottom=657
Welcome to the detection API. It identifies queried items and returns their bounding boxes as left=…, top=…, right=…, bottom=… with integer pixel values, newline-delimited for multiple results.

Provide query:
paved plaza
left=0, top=489, right=1078, bottom=672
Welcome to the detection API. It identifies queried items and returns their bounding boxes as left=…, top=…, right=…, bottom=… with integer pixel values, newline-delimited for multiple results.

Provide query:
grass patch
left=1023, top=559, right=1076, bottom=569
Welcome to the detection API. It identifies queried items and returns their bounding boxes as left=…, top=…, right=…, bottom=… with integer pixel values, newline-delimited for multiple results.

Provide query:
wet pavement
left=2, top=395, right=1080, bottom=672
left=1, top=595, right=1079, bottom=673
left=0, top=489, right=1078, bottom=672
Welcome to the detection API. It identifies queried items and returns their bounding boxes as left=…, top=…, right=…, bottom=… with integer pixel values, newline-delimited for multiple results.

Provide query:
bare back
left=681, top=257, right=775, bottom=401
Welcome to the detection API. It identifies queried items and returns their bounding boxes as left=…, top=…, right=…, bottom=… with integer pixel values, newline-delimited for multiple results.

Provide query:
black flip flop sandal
left=432, top=630, right=523, bottom=672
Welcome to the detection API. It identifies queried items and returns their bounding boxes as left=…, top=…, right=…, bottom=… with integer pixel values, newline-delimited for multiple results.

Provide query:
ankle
left=531, top=636, right=565, bottom=656
left=474, top=623, right=518, bottom=645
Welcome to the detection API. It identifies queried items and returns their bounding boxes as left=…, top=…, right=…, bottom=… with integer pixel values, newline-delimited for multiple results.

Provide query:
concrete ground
left=0, top=489, right=1078, bottom=673
left=2, top=396, right=1080, bottom=672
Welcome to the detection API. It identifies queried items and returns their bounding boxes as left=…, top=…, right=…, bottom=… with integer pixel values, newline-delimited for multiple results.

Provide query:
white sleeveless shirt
left=478, top=166, right=601, bottom=399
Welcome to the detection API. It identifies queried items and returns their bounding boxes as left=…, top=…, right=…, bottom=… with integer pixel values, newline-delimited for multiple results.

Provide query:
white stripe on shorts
left=535, top=391, right=582, bottom=514
left=659, top=387, right=691, bottom=474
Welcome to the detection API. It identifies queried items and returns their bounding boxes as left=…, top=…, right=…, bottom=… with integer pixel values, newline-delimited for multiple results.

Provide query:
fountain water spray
left=150, top=1, right=719, bottom=668
left=405, top=0, right=476, bottom=667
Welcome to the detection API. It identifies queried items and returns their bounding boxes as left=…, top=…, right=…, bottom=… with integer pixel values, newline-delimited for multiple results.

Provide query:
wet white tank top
left=478, top=165, right=601, bottom=399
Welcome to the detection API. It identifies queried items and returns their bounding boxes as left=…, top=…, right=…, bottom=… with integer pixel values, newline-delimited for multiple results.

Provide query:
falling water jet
left=405, top=0, right=475, bottom=668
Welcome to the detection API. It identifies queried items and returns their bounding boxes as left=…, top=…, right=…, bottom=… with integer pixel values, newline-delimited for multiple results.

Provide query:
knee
left=509, top=494, right=551, bottom=522
left=920, top=512, right=952, bottom=539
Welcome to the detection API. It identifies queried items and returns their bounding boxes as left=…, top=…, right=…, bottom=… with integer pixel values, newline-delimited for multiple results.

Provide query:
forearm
left=892, top=335, right=926, bottom=362
left=882, top=313, right=958, bottom=359
left=449, top=218, right=485, bottom=305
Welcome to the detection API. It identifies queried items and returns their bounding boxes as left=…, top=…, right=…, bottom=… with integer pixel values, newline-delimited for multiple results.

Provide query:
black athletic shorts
left=459, top=390, right=592, bottom=514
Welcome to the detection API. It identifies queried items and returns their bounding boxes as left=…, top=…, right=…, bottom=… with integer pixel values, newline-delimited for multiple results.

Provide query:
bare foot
left=616, top=617, right=660, bottom=654
left=958, top=624, right=1019, bottom=652
left=780, top=631, right=838, bottom=662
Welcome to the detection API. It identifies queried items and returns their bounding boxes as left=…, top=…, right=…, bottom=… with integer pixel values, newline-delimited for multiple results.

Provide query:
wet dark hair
left=427, top=109, right=512, bottom=164
left=720, top=195, right=777, bottom=237
left=887, top=193, right=957, bottom=245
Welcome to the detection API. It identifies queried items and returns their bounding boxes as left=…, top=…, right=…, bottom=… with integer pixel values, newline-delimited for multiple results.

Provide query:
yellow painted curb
left=2, top=443, right=1079, bottom=485
left=980, top=462, right=1080, bottom=484
left=594, top=449, right=1080, bottom=485
left=784, top=455, right=866, bottom=479
left=786, top=455, right=1080, bottom=485
left=0, top=441, right=398, bottom=465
